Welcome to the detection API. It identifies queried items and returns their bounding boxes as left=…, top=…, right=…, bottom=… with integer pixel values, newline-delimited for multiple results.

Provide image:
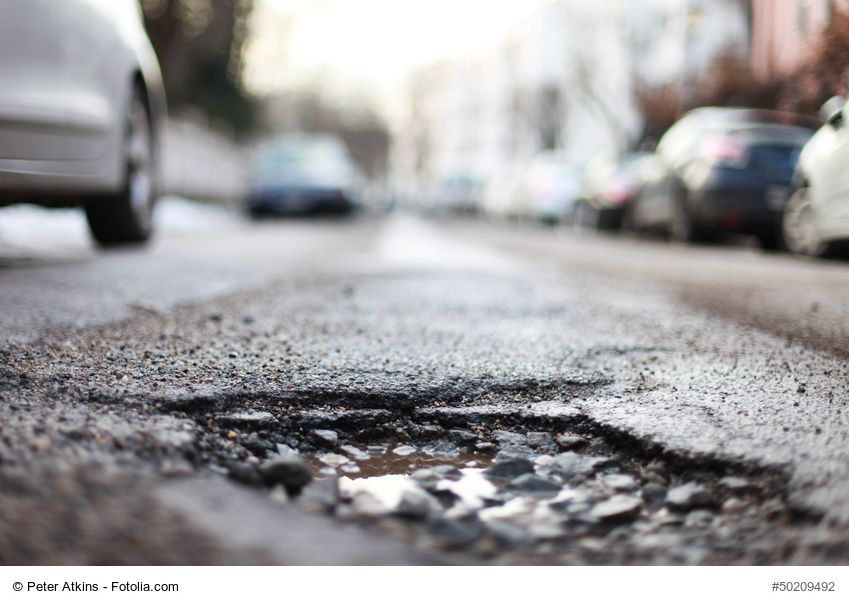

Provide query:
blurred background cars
left=507, top=151, right=583, bottom=225
left=0, top=0, right=166, bottom=245
left=427, top=174, right=484, bottom=216
left=628, top=107, right=818, bottom=249
left=576, top=150, right=651, bottom=231
left=245, top=133, right=366, bottom=218
left=783, top=96, right=849, bottom=257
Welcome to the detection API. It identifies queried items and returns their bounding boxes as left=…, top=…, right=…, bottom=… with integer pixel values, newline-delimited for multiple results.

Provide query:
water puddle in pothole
left=307, top=444, right=493, bottom=480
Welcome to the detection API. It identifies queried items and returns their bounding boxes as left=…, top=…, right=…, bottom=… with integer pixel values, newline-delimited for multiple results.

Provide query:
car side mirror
left=820, top=96, right=846, bottom=126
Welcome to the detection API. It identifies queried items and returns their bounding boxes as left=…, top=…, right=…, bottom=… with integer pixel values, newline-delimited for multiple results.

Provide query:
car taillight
left=601, top=176, right=636, bottom=204
left=700, top=136, right=750, bottom=167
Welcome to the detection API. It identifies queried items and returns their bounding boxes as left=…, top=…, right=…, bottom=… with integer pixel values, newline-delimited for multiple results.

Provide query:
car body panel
left=0, top=0, right=165, bottom=203
left=796, top=103, right=849, bottom=241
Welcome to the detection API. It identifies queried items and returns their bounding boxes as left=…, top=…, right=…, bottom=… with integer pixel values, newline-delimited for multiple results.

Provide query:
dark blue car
left=629, top=107, right=819, bottom=249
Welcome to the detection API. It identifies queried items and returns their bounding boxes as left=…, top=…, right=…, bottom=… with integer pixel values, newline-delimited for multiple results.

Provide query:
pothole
left=170, top=386, right=818, bottom=565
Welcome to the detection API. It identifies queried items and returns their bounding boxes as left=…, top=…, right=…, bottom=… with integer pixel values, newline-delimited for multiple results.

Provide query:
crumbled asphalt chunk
left=526, top=432, right=556, bottom=452
left=447, top=429, right=477, bottom=446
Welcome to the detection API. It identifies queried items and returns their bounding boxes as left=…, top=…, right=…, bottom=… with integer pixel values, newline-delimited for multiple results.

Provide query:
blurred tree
left=778, top=8, right=849, bottom=115
left=139, top=0, right=256, bottom=135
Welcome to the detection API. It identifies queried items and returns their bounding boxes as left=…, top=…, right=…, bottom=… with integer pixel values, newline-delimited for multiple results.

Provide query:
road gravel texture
left=1, top=211, right=848, bottom=564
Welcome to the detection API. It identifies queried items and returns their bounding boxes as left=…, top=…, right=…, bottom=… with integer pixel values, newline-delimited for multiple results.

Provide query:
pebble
left=310, top=429, right=339, bottom=448
left=447, top=429, right=478, bottom=446
left=602, top=474, right=638, bottom=492
left=665, top=482, right=716, bottom=512
left=508, top=473, right=561, bottom=494
left=395, top=485, right=443, bottom=521
left=589, top=495, right=643, bottom=524
left=474, top=441, right=498, bottom=452
left=718, top=477, right=757, bottom=495
left=339, top=444, right=370, bottom=461
left=258, top=456, right=313, bottom=495
left=486, top=458, right=535, bottom=480
left=556, top=435, right=589, bottom=451
left=318, top=453, right=350, bottom=468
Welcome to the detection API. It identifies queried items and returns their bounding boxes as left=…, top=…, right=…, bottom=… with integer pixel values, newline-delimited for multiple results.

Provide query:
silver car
left=0, top=0, right=166, bottom=245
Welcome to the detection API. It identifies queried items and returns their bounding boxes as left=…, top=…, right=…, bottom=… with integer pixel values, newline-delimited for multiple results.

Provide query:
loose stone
left=319, top=453, right=350, bottom=468
left=311, top=429, right=339, bottom=448
left=556, top=435, right=589, bottom=451
left=526, top=432, right=556, bottom=452
left=507, top=473, right=561, bottom=494
left=602, top=473, right=638, bottom=492
left=665, top=482, right=716, bottom=512
left=258, top=455, right=313, bottom=495
left=589, top=494, right=643, bottom=525
left=486, top=458, right=535, bottom=480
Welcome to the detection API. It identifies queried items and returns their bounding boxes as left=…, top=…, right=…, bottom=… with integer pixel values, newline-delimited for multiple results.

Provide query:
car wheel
left=782, top=187, right=828, bottom=257
left=85, top=85, right=156, bottom=245
left=757, top=232, right=781, bottom=251
left=574, top=199, right=599, bottom=232
left=670, top=196, right=710, bottom=243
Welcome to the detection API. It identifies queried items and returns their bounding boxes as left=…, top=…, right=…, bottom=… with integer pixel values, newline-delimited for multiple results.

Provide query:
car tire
left=670, top=196, right=710, bottom=243
left=85, top=85, right=156, bottom=246
left=782, top=187, right=829, bottom=257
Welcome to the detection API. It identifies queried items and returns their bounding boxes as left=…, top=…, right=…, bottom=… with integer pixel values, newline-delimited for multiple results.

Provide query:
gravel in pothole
left=240, top=425, right=791, bottom=565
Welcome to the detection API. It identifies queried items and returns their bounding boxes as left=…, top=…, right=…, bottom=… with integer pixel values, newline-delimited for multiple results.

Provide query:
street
left=1, top=200, right=849, bottom=565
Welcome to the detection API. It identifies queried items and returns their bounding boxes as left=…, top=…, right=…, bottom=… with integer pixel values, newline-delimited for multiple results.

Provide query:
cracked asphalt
left=1, top=204, right=849, bottom=565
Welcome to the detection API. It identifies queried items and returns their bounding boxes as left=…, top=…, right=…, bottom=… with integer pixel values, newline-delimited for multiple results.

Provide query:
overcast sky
left=243, top=0, right=553, bottom=116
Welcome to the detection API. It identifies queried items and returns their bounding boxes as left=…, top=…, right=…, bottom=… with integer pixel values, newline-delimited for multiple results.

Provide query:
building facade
left=391, top=0, right=752, bottom=211
left=751, top=0, right=846, bottom=81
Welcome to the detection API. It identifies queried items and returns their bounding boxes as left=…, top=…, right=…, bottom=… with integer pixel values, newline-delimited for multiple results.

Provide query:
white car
left=783, top=96, right=849, bottom=257
left=0, top=0, right=166, bottom=245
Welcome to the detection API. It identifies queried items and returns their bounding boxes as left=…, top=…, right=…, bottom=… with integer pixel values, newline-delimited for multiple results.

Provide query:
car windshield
left=252, top=136, right=355, bottom=186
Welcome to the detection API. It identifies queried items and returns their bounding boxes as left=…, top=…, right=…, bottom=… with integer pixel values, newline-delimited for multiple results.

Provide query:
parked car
left=782, top=96, right=849, bottom=257
left=428, top=174, right=484, bottom=216
left=628, top=107, right=818, bottom=249
left=246, top=133, right=366, bottom=218
left=576, top=151, right=651, bottom=231
left=0, top=0, right=166, bottom=245
left=507, top=152, right=583, bottom=224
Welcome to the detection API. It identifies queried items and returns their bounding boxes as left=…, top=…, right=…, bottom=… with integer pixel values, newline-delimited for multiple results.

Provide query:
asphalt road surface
left=2, top=200, right=849, bottom=566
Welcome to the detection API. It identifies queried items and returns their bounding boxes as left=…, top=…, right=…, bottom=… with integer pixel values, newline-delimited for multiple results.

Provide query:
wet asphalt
left=1, top=206, right=849, bottom=564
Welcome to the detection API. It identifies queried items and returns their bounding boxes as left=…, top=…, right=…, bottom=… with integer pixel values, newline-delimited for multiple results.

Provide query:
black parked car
left=577, top=151, right=651, bottom=231
left=246, top=133, right=365, bottom=218
left=629, top=107, right=818, bottom=249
